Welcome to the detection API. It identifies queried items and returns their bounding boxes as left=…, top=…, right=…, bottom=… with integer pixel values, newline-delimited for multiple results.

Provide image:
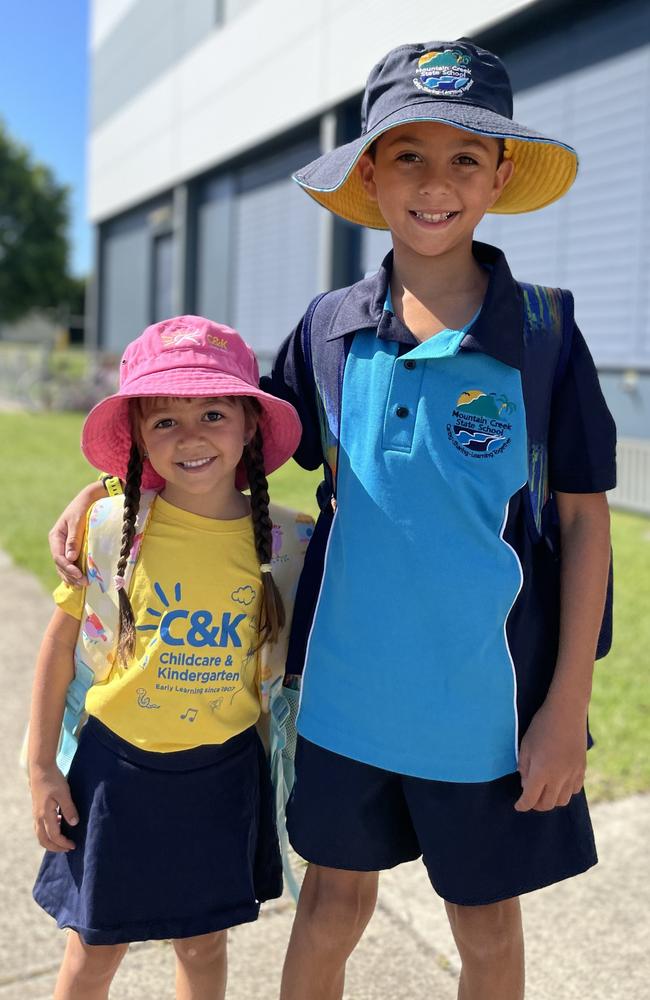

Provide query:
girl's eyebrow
left=146, top=396, right=232, bottom=414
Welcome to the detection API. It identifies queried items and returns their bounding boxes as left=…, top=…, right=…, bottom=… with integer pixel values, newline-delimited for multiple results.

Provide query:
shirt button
left=404, top=360, right=416, bottom=370
left=395, top=405, right=409, bottom=418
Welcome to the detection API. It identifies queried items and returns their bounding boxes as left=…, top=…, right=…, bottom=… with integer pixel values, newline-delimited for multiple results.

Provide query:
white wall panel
left=91, top=0, right=139, bottom=50
left=89, top=0, right=534, bottom=221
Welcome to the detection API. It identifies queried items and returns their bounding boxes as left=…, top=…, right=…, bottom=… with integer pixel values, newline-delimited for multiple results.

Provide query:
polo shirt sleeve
left=548, top=324, right=617, bottom=493
left=260, top=314, right=323, bottom=471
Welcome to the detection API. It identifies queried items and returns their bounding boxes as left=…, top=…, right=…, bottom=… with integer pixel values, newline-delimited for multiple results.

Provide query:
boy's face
left=357, top=121, right=514, bottom=260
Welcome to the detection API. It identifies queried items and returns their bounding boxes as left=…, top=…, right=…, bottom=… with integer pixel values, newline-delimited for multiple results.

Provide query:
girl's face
left=137, top=396, right=257, bottom=513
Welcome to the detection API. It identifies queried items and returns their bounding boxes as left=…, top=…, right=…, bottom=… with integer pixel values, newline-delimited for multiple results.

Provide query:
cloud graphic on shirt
left=231, top=585, right=256, bottom=606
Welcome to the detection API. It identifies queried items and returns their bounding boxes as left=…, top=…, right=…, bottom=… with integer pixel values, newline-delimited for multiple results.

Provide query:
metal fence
left=0, top=342, right=117, bottom=413
left=609, top=439, right=650, bottom=515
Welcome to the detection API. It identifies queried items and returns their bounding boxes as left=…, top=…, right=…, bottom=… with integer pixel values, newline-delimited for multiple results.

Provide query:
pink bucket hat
left=82, top=316, right=302, bottom=490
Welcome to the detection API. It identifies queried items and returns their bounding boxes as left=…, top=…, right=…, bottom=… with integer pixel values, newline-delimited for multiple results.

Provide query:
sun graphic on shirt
left=135, top=581, right=183, bottom=665
left=137, top=581, right=183, bottom=632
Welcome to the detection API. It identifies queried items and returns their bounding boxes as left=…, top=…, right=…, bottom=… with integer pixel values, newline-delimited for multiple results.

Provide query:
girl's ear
left=128, top=399, right=146, bottom=455
left=243, top=407, right=259, bottom=445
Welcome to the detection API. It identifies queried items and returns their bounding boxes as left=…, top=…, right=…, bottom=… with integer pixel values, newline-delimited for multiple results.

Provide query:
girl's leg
left=53, top=932, right=128, bottom=1000
left=173, top=929, right=228, bottom=1000
left=280, top=864, right=379, bottom=1000
left=444, top=897, right=525, bottom=1000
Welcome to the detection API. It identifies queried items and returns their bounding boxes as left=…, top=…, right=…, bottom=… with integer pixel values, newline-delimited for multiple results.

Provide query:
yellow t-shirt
left=55, top=496, right=263, bottom=752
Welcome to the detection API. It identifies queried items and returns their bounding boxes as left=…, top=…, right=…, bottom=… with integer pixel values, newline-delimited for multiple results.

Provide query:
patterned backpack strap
left=56, top=490, right=157, bottom=775
left=519, top=282, right=574, bottom=541
left=519, top=286, right=613, bottom=659
left=259, top=502, right=314, bottom=710
left=260, top=502, right=314, bottom=901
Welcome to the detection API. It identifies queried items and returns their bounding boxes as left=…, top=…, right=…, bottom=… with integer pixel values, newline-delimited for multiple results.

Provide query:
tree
left=0, top=121, right=73, bottom=323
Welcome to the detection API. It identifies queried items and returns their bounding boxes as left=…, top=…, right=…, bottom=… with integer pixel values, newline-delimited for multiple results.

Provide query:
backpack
left=21, top=493, right=310, bottom=899
left=300, top=281, right=613, bottom=660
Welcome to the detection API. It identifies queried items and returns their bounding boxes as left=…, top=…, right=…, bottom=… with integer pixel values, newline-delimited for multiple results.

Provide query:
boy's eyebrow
left=384, top=132, right=495, bottom=151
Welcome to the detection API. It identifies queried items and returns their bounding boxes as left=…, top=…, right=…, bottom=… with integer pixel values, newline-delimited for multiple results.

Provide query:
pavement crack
left=375, top=898, right=460, bottom=981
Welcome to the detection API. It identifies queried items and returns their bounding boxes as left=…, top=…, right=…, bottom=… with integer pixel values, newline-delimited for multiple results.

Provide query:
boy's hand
left=30, top=765, right=79, bottom=852
left=514, top=698, right=587, bottom=812
left=49, top=483, right=103, bottom=586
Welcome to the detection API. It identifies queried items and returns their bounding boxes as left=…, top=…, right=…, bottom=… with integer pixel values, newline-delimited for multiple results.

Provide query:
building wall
left=89, top=0, right=650, bottom=460
left=89, top=0, right=535, bottom=222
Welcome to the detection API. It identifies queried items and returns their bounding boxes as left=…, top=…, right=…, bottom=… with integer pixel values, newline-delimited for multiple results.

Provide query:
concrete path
left=1, top=551, right=648, bottom=998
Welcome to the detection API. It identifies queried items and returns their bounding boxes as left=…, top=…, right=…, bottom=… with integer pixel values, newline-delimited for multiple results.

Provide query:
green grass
left=0, top=411, right=321, bottom=589
left=586, top=510, right=650, bottom=801
left=2, top=412, right=648, bottom=802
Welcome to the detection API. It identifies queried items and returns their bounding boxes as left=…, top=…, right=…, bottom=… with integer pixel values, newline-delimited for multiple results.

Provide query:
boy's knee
left=173, top=930, right=227, bottom=968
left=300, top=866, right=378, bottom=943
left=446, top=897, right=523, bottom=963
left=66, top=935, right=128, bottom=981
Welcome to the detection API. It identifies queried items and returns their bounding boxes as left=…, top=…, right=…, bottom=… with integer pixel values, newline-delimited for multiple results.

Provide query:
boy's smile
left=357, top=121, right=514, bottom=260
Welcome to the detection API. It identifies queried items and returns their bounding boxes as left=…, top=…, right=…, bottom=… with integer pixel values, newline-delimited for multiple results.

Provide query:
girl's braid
left=242, top=425, right=285, bottom=646
left=116, top=440, right=143, bottom=664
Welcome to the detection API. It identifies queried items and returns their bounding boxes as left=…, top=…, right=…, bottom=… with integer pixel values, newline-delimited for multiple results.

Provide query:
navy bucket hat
left=293, top=40, right=578, bottom=227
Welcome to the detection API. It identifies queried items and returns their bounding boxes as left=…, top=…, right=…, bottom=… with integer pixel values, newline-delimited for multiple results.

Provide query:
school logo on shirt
left=447, top=389, right=516, bottom=459
left=413, top=49, right=473, bottom=97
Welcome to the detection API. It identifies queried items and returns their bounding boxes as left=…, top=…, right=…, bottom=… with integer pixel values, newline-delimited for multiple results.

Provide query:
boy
left=51, top=40, right=615, bottom=1000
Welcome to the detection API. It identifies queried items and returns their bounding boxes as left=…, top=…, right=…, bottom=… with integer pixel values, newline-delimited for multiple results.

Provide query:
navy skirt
left=33, top=717, right=283, bottom=945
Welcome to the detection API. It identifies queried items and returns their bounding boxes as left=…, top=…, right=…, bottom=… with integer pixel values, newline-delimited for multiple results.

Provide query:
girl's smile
left=175, top=456, right=217, bottom=471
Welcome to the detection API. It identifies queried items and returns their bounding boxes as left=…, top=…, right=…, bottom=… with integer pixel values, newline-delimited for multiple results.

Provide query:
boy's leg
left=445, top=897, right=524, bottom=1000
left=173, top=930, right=228, bottom=1000
left=280, top=864, right=379, bottom=1000
left=283, top=739, right=422, bottom=999
left=53, top=932, right=128, bottom=1000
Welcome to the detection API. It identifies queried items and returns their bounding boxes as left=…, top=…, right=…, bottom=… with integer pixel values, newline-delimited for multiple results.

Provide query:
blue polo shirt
left=263, top=242, right=616, bottom=783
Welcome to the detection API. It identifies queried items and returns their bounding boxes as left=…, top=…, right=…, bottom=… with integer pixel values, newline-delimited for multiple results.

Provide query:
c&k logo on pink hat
left=160, top=327, right=203, bottom=347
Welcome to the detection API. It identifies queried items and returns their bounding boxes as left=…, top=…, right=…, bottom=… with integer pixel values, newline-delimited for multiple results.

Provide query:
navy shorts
left=34, top=717, right=282, bottom=944
left=287, top=737, right=597, bottom=906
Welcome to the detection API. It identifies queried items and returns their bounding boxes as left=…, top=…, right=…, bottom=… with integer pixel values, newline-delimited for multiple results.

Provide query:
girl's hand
left=514, top=698, right=587, bottom=812
left=30, top=765, right=79, bottom=852
left=49, top=483, right=104, bottom=586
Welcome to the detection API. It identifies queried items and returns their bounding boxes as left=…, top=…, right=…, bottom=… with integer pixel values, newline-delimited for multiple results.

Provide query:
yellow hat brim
left=295, top=137, right=578, bottom=229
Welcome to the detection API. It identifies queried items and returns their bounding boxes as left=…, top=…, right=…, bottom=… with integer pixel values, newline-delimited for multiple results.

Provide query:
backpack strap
left=301, top=288, right=350, bottom=502
left=519, top=284, right=612, bottom=659
left=519, top=282, right=573, bottom=543
left=56, top=490, right=157, bottom=775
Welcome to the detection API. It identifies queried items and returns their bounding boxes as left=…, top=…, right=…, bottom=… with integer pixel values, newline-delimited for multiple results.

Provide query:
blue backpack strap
left=520, top=282, right=612, bottom=659
left=301, top=288, right=350, bottom=501
left=519, top=282, right=568, bottom=543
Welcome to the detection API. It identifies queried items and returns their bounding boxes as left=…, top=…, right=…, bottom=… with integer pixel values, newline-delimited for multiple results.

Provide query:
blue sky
left=0, top=0, right=90, bottom=276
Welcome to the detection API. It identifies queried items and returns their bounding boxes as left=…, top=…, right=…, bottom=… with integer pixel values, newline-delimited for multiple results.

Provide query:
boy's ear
left=357, top=154, right=378, bottom=201
left=489, top=157, right=515, bottom=208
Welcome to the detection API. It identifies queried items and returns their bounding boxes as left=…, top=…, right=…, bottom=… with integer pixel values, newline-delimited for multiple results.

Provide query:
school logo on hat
left=413, top=49, right=473, bottom=97
left=447, top=389, right=516, bottom=458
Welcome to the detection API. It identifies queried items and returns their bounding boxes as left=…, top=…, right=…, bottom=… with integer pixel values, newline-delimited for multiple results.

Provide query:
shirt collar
left=325, top=241, right=524, bottom=370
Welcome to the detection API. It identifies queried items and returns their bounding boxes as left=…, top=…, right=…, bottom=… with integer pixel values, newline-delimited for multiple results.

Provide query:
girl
left=29, top=315, right=304, bottom=1000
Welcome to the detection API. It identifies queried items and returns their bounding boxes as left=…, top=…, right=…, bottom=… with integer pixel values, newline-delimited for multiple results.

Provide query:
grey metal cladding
left=476, top=0, right=650, bottom=369
left=91, top=0, right=220, bottom=129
